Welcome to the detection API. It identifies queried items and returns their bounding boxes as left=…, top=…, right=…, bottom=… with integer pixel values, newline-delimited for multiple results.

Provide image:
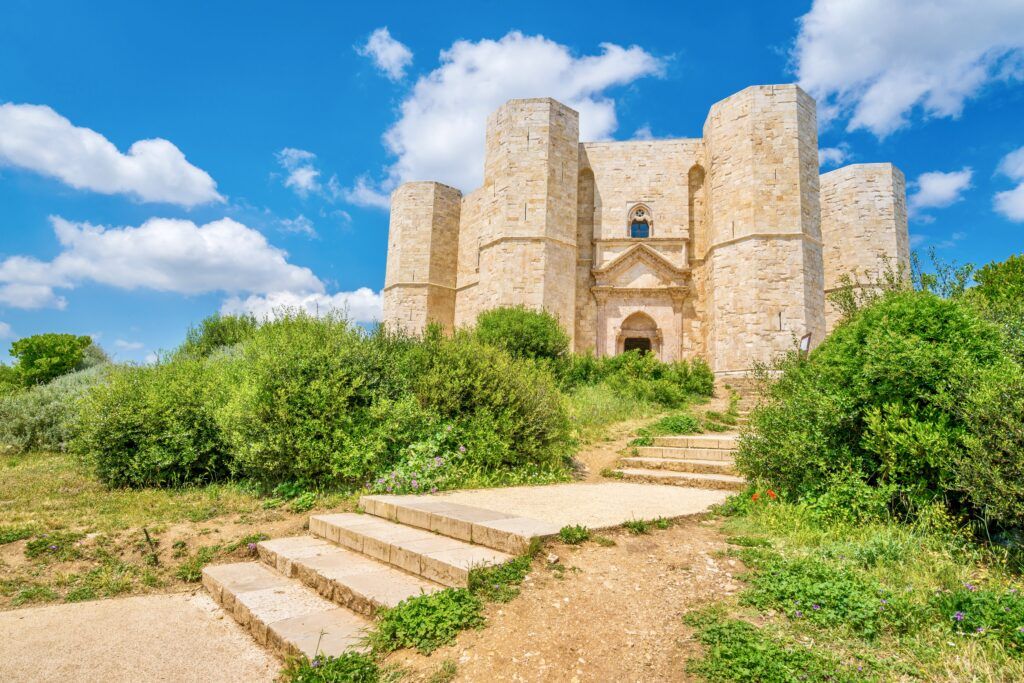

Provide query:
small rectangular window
left=630, top=221, right=650, bottom=238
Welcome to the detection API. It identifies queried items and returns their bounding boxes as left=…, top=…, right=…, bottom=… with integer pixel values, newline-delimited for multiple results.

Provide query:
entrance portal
left=623, top=337, right=652, bottom=354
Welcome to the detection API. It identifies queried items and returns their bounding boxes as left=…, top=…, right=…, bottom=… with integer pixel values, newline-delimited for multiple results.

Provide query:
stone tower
left=474, top=98, right=580, bottom=340
left=381, top=182, right=462, bottom=333
left=701, top=84, right=826, bottom=375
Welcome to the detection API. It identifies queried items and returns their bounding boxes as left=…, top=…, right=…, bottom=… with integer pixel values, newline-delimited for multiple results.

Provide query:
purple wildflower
left=954, top=611, right=965, bottom=622
left=430, top=486, right=438, bottom=493
left=386, top=485, right=393, bottom=493
left=965, top=582, right=977, bottom=592
left=390, top=471, right=397, bottom=479
left=434, top=456, right=443, bottom=466
left=311, top=658, right=321, bottom=669
left=794, top=610, right=803, bottom=618
left=812, top=604, right=821, bottom=611
left=49, top=544, right=58, bottom=550
left=880, top=598, right=888, bottom=604
left=458, top=445, right=467, bottom=453
left=411, top=479, right=419, bottom=489
left=976, top=627, right=985, bottom=633
left=247, top=543, right=257, bottom=551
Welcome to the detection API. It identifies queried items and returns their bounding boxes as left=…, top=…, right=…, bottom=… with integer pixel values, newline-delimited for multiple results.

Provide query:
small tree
left=9, top=333, right=93, bottom=386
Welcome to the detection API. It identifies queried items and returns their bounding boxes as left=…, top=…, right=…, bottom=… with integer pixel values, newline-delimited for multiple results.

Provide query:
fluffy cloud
left=794, top=0, right=1024, bottom=136
left=336, top=175, right=391, bottom=209
left=221, top=288, right=382, bottom=323
left=0, top=322, right=11, bottom=339
left=0, top=216, right=322, bottom=309
left=279, top=214, right=317, bottom=238
left=0, top=103, right=222, bottom=207
left=276, top=148, right=321, bottom=197
left=347, top=32, right=664, bottom=199
left=115, top=339, right=145, bottom=351
left=818, top=145, right=850, bottom=168
left=357, top=27, right=414, bottom=81
left=908, top=168, right=973, bottom=217
left=994, top=146, right=1024, bottom=221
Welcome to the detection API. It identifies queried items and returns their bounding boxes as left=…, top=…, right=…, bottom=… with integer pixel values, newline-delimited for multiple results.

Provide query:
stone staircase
left=203, top=497, right=560, bottom=660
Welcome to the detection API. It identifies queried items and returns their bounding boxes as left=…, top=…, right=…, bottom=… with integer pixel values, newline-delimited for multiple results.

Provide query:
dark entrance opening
left=623, top=337, right=652, bottom=354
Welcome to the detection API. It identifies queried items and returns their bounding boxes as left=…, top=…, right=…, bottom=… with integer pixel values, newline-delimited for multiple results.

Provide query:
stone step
left=360, top=495, right=561, bottom=555
left=310, top=513, right=512, bottom=587
left=616, top=468, right=747, bottom=491
left=635, top=445, right=735, bottom=462
left=652, top=434, right=738, bottom=449
left=619, top=456, right=738, bottom=476
left=257, top=536, right=444, bottom=616
left=203, top=562, right=370, bottom=660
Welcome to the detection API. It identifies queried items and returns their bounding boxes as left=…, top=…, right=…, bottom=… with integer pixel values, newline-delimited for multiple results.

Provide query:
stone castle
left=382, top=84, right=909, bottom=377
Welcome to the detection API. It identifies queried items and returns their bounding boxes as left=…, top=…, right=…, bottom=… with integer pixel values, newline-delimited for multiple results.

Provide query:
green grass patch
left=0, top=524, right=36, bottom=545
left=368, top=589, right=485, bottom=654
left=282, top=652, right=388, bottom=682
left=558, top=525, right=590, bottom=545
left=25, top=531, right=85, bottom=561
left=468, top=555, right=532, bottom=603
left=175, top=545, right=221, bottom=582
left=622, top=519, right=650, bottom=535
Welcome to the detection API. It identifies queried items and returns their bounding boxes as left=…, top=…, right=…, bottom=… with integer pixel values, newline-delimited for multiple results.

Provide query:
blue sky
left=1, top=0, right=1023, bottom=363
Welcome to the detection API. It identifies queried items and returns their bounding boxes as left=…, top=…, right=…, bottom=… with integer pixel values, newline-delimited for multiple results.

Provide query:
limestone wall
left=820, top=163, right=909, bottom=331
left=381, top=182, right=462, bottom=334
left=701, top=84, right=825, bottom=373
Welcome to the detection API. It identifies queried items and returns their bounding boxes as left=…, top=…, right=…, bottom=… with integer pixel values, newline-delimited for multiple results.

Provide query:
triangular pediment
left=593, top=244, right=688, bottom=289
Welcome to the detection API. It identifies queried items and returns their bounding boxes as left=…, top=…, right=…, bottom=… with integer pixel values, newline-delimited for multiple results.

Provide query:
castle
left=382, top=84, right=909, bottom=377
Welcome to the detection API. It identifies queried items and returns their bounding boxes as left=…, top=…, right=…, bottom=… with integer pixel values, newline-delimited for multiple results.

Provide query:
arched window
left=628, top=204, right=652, bottom=238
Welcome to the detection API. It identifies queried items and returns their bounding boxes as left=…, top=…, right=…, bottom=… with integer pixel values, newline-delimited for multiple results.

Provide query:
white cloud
left=279, top=214, right=317, bottom=238
left=337, top=175, right=391, bottom=209
left=632, top=125, right=655, bottom=140
left=115, top=339, right=145, bottom=351
left=818, top=144, right=850, bottom=168
left=276, top=147, right=321, bottom=197
left=794, top=0, right=1024, bottom=136
left=0, top=216, right=322, bottom=309
left=0, top=103, right=223, bottom=206
left=357, top=27, right=414, bottom=81
left=0, top=322, right=11, bottom=339
left=221, top=288, right=382, bottom=323
left=349, top=31, right=664, bottom=199
left=908, top=168, right=973, bottom=217
left=938, top=230, right=968, bottom=249
left=995, top=146, right=1024, bottom=221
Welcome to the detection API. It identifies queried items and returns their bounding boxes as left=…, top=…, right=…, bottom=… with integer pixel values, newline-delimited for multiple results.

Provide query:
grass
left=682, top=497, right=1024, bottom=680
left=622, top=519, right=650, bottom=535
left=558, top=525, right=590, bottom=545
left=468, top=555, right=532, bottom=602
left=565, top=382, right=665, bottom=442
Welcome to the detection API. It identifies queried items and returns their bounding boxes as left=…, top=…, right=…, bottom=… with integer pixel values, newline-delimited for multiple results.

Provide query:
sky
left=1, top=0, right=1023, bottom=363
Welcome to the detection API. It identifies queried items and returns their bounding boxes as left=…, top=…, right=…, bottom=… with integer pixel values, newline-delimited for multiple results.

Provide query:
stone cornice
left=478, top=235, right=576, bottom=251
left=704, top=231, right=823, bottom=258
left=383, top=281, right=456, bottom=292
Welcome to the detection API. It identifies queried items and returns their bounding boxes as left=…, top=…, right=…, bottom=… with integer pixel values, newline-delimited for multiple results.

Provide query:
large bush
left=9, top=333, right=94, bottom=386
left=178, top=313, right=259, bottom=358
left=473, top=306, right=569, bottom=362
left=737, top=289, right=1023, bottom=525
left=0, top=365, right=109, bottom=454
left=75, top=357, right=231, bottom=487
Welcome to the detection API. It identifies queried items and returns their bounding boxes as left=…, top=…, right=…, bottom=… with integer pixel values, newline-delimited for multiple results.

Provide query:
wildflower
left=880, top=599, right=889, bottom=604
left=390, top=471, right=397, bottom=479
left=412, top=479, right=419, bottom=489
left=445, top=425, right=453, bottom=432
left=954, top=611, right=965, bottom=622
left=794, top=610, right=803, bottom=618
left=976, top=627, right=985, bottom=633
left=965, top=583, right=977, bottom=592
left=434, top=456, right=443, bottom=466
left=49, top=544, right=58, bottom=550
left=812, top=604, right=821, bottom=611
left=752, top=493, right=761, bottom=501
left=766, top=489, right=778, bottom=500
left=430, top=487, right=438, bottom=494
left=247, top=543, right=257, bottom=551
left=311, top=657, right=321, bottom=669
left=386, top=486, right=393, bottom=493
left=459, top=445, right=467, bottom=453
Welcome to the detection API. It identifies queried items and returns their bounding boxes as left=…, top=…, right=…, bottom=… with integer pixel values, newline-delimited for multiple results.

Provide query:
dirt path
left=391, top=516, right=743, bottom=682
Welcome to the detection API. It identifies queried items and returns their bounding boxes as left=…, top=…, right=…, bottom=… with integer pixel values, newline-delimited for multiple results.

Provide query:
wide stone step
left=619, top=456, right=738, bottom=476
left=203, top=562, right=369, bottom=659
left=616, top=468, right=747, bottom=491
left=310, top=513, right=512, bottom=587
left=652, top=434, right=738, bottom=449
left=257, top=536, right=444, bottom=616
left=635, top=445, right=735, bottom=462
left=360, top=496, right=561, bottom=555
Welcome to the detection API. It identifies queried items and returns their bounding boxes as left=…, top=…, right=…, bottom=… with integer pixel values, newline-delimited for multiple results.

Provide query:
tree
left=9, top=333, right=93, bottom=386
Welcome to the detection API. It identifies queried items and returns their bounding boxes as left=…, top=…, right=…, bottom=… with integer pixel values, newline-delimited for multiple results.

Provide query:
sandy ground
left=409, top=483, right=730, bottom=529
left=0, top=591, right=279, bottom=682
left=392, top=517, right=743, bottom=682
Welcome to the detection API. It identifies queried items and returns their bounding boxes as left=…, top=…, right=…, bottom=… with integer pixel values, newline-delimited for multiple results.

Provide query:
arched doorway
left=617, top=311, right=661, bottom=357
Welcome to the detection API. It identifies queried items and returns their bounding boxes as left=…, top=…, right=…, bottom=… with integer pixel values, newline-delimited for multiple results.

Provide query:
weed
left=427, top=660, right=458, bottom=683
left=12, top=585, right=58, bottom=606
left=468, top=556, right=531, bottom=602
left=225, top=532, right=269, bottom=554
left=593, top=535, right=616, bottom=547
left=703, top=420, right=731, bottom=432
left=622, top=519, right=650, bottom=535
left=368, top=589, right=484, bottom=654
left=289, top=491, right=317, bottom=513
left=282, top=651, right=383, bottom=682
left=175, top=545, right=220, bottom=582
left=653, top=517, right=672, bottom=530
left=704, top=410, right=737, bottom=426
left=558, top=525, right=590, bottom=545
left=600, top=468, right=624, bottom=479
left=25, top=531, right=85, bottom=562
left=725, top=535, right=772, bottom=548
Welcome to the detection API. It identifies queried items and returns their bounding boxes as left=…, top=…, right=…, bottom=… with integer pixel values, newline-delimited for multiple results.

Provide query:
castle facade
left=382, top=84, right=909, bottom=376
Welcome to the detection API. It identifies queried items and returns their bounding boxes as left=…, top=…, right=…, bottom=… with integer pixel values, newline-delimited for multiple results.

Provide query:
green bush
left=75, top=357, right=231, bottom=487
left=283, top=653, right=382, bottom=683
left=0, top=365, right=108, bottom=454
left=473, top=306, right=569, bottom=362
left=965, top=253, right=1024, bottom=363
left=368, top=589, right=484, bottom=654
left=558, top=525, right=590, bottom=544
left=599, top=351, right=714, bottom=406
left=737, top=290, right=1021, bottom=524
left=178, top=313, right=259, bottom=358
left=9, top=333, right=94, bottom=386
left=0, top=364, right=20, bottom=396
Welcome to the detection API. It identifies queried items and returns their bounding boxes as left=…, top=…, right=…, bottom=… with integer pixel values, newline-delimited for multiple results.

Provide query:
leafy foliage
left=558, top=525, right=590, bottom=544
left=473, top=305, right=569, bottom=362
left=283, top=653, right=383, bottom=683
left=9, top=333, right=94, bottom=386
left=178, top=313, right=259, bottom=359
left=468, top=555, right=533, bottom=602
left=368, top=589, right=485, bottom=654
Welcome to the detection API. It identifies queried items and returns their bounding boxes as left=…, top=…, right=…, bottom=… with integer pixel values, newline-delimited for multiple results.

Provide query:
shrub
left=0, top=365, right=108, bottom=454
left=0, top=364, right=20, bottom=396
left=368, top=589, right=484, bottom=654
left=178, top=313, right=259, bottom=358
left=965, top=253, right=1024, bottom=363
left=737, top=290, right=1018, bottom=523
left=559, top=525, right=590, bottom=544
left=75, top=357, right=231, bottom=487
left=9, top=333, right=94, bottom=386
left=600, top=351, right=713, bottom=406
left=473, top=306, right=569, bottom=362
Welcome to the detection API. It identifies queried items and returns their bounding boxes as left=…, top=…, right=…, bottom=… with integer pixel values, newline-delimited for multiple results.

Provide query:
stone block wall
left=381, top=182, right=462, bottom=334
left=820, top=163, right=909, bottom=331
